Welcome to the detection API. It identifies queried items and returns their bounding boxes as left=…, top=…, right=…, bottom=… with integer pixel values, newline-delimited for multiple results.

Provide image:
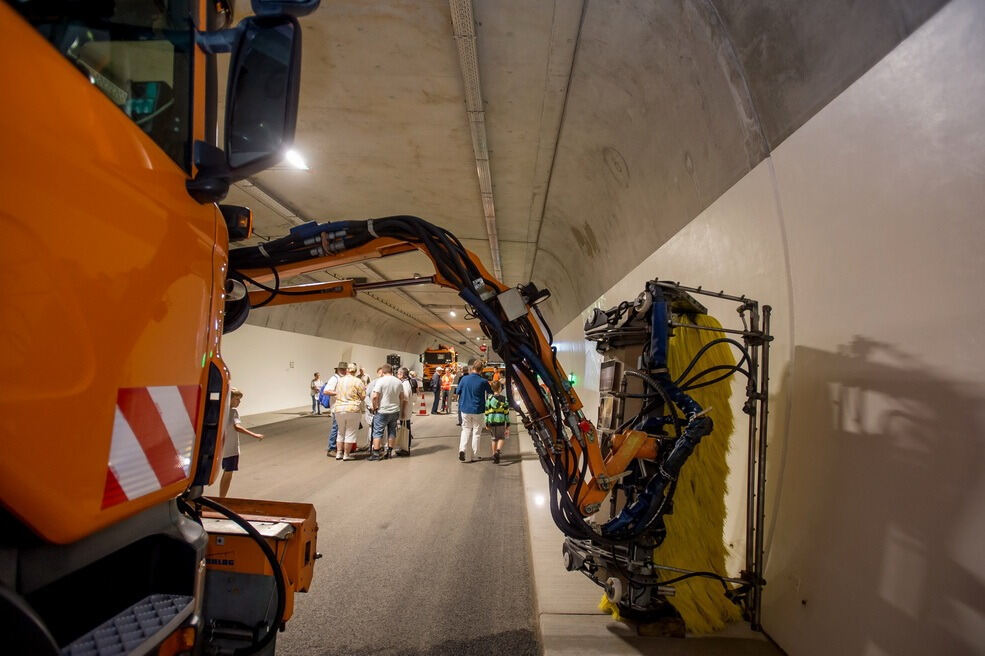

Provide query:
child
left=484, top=380, right=510, bottom=464
left=219, top=387, right=264, bottom=497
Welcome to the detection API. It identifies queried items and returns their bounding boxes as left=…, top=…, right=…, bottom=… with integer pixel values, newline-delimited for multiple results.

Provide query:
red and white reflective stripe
left=102, top=385, right=200, bottom=509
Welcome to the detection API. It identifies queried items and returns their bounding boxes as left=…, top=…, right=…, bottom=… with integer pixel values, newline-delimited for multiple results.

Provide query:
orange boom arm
left=229, top=221, right=660, bottom=517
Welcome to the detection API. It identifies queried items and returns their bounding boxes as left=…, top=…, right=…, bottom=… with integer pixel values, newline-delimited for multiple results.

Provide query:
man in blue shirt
left=456, top=361, right=493, bottom=462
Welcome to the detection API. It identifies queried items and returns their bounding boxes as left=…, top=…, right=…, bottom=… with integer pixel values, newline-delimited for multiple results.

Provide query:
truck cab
left=420, top=346, right=457, bottom=390
left=0, top=1, right=317, bottom=653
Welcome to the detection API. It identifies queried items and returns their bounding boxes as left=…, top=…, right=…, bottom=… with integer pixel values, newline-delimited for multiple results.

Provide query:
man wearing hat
left=431, top=366, right=444, bottom=415
left=324, top=361, right=348, bottom=455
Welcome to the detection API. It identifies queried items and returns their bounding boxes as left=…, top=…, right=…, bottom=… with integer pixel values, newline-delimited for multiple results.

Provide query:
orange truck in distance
left=1, top=1, right=321, bottom=653
left=421, top=345, right=458, bottom=389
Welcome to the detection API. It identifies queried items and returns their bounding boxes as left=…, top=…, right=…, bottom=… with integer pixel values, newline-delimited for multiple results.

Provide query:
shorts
left=221, top=455, right=239, bottom=472
left=487, top=424, right=508, bottom=440
left=372, top=411, right=400, bottom=439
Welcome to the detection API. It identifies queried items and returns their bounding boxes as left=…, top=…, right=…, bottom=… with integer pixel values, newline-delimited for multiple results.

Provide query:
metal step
left=61, top=593, right=194, bottom=656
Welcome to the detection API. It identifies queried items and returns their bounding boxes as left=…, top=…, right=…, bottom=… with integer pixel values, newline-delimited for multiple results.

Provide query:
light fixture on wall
left=449, top=311, right=457, bottom=318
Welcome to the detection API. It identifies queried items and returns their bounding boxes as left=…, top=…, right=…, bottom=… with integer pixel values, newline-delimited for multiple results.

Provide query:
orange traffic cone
left=418, top=392, right=428, bottom=416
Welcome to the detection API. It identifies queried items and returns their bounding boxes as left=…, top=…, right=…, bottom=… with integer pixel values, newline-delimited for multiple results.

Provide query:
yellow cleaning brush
left=600, top=313, right=741, bottom=633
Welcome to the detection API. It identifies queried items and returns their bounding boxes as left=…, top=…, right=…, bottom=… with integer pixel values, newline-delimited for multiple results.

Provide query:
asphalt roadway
left=207, top=401, right=540, bottom=656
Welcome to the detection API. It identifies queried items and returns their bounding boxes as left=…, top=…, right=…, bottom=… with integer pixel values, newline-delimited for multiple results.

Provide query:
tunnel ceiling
left=237, top=0, right=945, bottom=352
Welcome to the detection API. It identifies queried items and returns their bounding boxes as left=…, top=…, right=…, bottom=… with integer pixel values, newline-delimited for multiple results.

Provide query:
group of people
left=316, top=358, right=512, bottom=465
left=219, top=358, right=512, bottom=499
left=316, top=362, right=420, bottom=461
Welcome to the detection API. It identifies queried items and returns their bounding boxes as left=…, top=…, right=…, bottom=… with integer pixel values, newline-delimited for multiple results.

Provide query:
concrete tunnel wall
left=531, top=0, right=948, bottom=328
left=221, top=323, right=420, bottom=417
left=553, top=2, right=985, bottom=654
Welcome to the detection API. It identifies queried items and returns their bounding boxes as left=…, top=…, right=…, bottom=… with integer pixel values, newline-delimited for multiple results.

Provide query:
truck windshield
left=424, top=352, right=453, bottom=364
left=12, top=0, right=193, bottom=171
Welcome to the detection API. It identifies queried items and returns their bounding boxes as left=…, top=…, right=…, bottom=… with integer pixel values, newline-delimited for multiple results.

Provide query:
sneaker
left=328, top=449, right=336, bottom=457
left=493, top=450, right=501, bottom=464
left=455, top=423, right=461, bottom=426
left=369, top=451, right=381, bottom=461
left=336, top=454, right=343, bottom=461
left=459, top=451, right=465, bottom=462
left=342, top=455, right=352, bottom=461
left=385, top=448, right=393, bottom=460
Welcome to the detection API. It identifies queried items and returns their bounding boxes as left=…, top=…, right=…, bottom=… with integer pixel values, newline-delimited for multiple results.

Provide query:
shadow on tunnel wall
left=766, top=338, right=985, bottom=654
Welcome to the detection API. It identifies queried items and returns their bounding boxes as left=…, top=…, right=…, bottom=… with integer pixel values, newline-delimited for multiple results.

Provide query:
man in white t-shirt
left=324, top=361, right=347, bottom=455
left=369, top=364, right=406, bottom=460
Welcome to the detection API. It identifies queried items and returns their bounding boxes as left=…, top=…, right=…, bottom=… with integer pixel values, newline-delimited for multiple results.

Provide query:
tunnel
left=2, top=0, right=983, bottom=654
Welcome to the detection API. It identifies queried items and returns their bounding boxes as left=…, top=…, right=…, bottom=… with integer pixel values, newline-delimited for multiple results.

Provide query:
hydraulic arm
left=226, top=215, right=770, bottom=626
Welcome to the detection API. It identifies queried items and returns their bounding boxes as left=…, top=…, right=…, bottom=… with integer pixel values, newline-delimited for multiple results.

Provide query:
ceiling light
left=466, top=327, right=471, bottom=332
left=449, top=311, right=456, bottom=318
left=283, top=149, right=309, bottom=170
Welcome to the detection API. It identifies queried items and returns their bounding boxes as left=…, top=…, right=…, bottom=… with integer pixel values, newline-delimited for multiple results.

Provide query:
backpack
left=484, top=394, right=509, bottom=426
left=318, top=374, right=338, bottom=409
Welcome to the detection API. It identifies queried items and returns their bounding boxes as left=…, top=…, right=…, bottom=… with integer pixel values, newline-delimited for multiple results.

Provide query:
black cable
left=195, top=496, right=286, bottom=656
left=672, top=338, right=749, bottom=386
left=657, top=569, right=733, bottom=593
left=681, top=364, right=751, bottom=391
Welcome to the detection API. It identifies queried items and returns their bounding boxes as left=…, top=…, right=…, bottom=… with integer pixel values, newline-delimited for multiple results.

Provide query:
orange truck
left=420, top=345, right=458, bottom=389
left=1, top=1, right=321, bottom=653
left=481, top=362, right=505, bottom=382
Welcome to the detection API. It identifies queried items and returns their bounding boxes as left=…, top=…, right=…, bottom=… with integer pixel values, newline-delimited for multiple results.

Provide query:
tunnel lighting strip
left=450, top=0, right=504, bottom=281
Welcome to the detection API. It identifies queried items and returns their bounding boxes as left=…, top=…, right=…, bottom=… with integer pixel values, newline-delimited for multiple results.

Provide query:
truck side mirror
left=225, top=14, right=301, bottom=176
left=187, top=14, right=302, bottom=203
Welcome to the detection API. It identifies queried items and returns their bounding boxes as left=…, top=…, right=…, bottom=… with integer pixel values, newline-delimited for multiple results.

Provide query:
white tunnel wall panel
left=556, top=1, right=985, bottom=653
left=221, top=324, right=419, bottom=416
left=766, top=1, right=985, bottom=653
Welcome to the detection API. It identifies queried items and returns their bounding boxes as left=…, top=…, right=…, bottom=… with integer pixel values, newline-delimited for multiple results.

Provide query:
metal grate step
left=61, top=593, right=194, bottom=656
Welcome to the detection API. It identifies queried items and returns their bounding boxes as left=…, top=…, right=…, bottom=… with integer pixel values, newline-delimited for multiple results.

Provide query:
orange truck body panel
left=0, top=3, right=227, bottom=544
left=202, top=497, right=319, bottom=623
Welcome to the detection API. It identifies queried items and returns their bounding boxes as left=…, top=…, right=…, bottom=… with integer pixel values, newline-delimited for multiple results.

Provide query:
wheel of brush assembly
left=561, top=543, right=579, bottom=571
left=634, top=290, right=652, bottom=314
left=605, top=577, right=623, bottom=604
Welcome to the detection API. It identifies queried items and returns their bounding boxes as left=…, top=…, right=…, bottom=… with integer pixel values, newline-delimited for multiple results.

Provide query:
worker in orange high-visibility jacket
left=440, top=370, right=454, bottom=413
